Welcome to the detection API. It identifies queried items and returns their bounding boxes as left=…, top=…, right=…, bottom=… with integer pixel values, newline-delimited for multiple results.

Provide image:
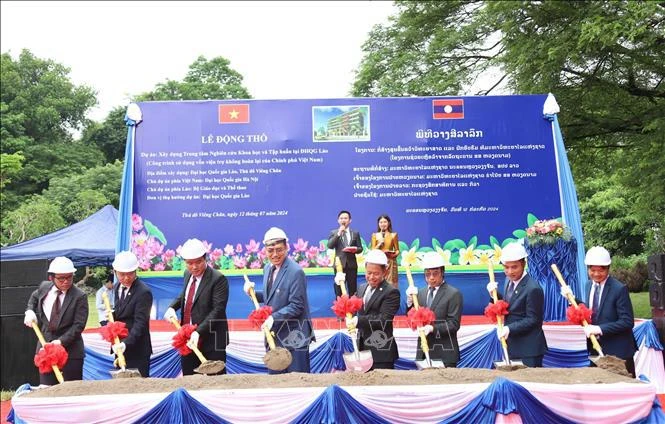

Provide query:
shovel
left=245, top=275, right=292, bottom=371
left=487, top=262, right=525, bottom=370
left=405, top=264, right=444, bottom=370
left=168, top=318, right=225, bottom=375
left=335, top=258, right=374, bottom=372
left=101, top=292, right=142, bottom=378
left=30, top=322, right=65, bottom=384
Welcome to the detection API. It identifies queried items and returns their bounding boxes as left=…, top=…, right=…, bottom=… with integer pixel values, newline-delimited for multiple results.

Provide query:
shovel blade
left=194, top=360, right=226, bottom=375
left=343, top=350, right=373, bottom=373
left=415, top=359, right=445, bottom=370
left=493, top=360, right=526, bottom=371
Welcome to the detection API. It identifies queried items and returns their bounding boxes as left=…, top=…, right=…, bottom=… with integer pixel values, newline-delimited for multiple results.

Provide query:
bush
left=611, top=255, right=649, bottom=292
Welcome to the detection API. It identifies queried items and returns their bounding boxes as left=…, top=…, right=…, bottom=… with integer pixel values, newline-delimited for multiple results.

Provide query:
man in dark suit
left=486, top=242, right=548, bottom=367
left=405, top=251, right=463, bottom=367
left=561, top=246, right=637, bottom=376
left=164, top=238, right=229, bottom=375
left=328, top=210, right=363, bottom=297
left=347, top=249, right=400, bottom=370
left=243, top=227, right=315, bottom=373
left=24, top=256, right=88, bottom=385
left=110, top=251, right=153, bottom=378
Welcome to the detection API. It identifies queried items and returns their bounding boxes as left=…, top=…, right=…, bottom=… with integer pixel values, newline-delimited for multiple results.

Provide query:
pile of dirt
left=25, top=367, right=640, bottom=398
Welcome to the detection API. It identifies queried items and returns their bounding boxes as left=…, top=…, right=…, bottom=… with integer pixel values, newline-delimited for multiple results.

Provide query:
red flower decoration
left=407, top=307, right=436, bottom=330
left=484, top=300, right=510, bottom=323
left=172, top=323, right=198, bottom=356
left=331, top=295, right=364, bottom=318
left=100, top=321, right=129, bottom=343
left=34, top=343, right=68, bottom=374
left=248, top=306, right=273, bottom=329
left=567, top=304, right=592, bottom=325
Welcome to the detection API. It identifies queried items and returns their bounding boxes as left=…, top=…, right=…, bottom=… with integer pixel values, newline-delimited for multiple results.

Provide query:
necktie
left=363, top=287, right=375, bottom=309
left=49, top=290, right=62, bottom=331
left=183, top=277, right=197, bottom=325
left=591, top=283, right=600, bottom=320
left=505, top=282, right=516, bottom=302
left=343, top=231, right=349, bottom=247
left=427, top=287, right=435, bottom=308
left=120, top=286, right=127, bottom=302
left=266, top=266, right=276, bottom=296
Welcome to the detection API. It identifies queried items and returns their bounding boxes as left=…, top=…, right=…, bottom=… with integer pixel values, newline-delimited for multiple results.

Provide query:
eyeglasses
left=54, top=275, right=73, bottom=282
left=424, top=269, right=442, bottom=276
left=265, top=247, right=287, bottom=255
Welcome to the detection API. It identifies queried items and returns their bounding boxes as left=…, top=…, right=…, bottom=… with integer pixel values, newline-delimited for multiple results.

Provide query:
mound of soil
left=25, top=367, right=640, bottom=398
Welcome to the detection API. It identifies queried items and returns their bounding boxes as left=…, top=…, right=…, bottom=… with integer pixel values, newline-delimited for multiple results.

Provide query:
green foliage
left=353, top=1, right=664, bottom=256
left=629, top=292, right=652, bottom=319
left=0, top=151, right=24, bottom=188
left=1, top=49, right=101, bottom=213
left=137, top=55, right=252, bottom=101
left=41, top=160, right=123, bottom=223
left=1, top=196, right=65, bottom=245
left=80, top=106, right=128, bottom=162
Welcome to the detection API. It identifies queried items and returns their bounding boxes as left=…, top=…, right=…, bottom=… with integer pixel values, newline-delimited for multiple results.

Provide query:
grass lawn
left=630, top=292, right=652, bottom=319
left=86, top=295, right=99, bottom=329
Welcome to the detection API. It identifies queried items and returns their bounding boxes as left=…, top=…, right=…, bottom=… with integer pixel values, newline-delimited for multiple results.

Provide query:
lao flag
left=219, top=104, right=250, bottom=124
left=432, top=99, right=464, bottom=119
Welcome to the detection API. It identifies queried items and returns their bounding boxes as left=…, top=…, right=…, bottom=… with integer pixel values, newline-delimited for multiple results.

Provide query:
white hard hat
left=422, top=251, right=445, bottom=269
left=180, top=238, right=207, bottom=259
left=584, top=246, right=611, bottom=266
left=263, top=227, right=288, bottom=245
left=365, top=249, right=388, bottom=266
left=112, top=251, right=139, bottom=272
left=48, top=257, right=76, bottom=274
left=500, top=242, right=528, bottom=263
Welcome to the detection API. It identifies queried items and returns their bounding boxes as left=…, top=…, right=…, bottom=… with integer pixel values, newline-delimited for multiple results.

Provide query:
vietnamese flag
left=219, top=104, right=250, bottom=124
left=432, top=99, right=464, bottom=119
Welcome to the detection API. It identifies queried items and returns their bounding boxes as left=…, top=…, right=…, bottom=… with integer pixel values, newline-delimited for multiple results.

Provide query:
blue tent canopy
left=0, top=205, right=117, bottom=267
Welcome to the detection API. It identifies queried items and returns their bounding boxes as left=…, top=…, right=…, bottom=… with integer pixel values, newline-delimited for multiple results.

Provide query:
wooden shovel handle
left=168, top=317, right=208, bottom=364
left=550, top=264, right=604, bottom=356
left=245, top=274, right=277, bottom=350
left=31, top=322, right=64, bottom=384
left=101, top=292, right=128, bottom=369
left=405, top=264, right=432, bottom=356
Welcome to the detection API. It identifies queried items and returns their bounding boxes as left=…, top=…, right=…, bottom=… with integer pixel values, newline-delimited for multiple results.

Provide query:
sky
left=1, top=1, right=395, bottom=122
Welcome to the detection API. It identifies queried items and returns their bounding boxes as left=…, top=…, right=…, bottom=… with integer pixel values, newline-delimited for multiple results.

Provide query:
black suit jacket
left=327, top=228, right=363, bottom=269
left=408, top=282, right=463, bottom=364
left=585, top=276, right=637, bottom=359
left=502, top=274, right=548, bottom=358
left=169, top=266, right=230, bottom=355
left=356, top=280, right=400, bottom=364
left=27, top=281, right=88, bottom=359
left=113, top=278, right=153, bottom=360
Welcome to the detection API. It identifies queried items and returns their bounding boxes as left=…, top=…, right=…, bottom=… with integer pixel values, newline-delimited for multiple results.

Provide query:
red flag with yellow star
left=219, top=104, right=250, bottom=124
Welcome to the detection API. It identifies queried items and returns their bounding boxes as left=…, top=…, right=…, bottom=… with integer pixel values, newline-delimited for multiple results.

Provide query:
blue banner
left=130, top=95, right=562, bottom=272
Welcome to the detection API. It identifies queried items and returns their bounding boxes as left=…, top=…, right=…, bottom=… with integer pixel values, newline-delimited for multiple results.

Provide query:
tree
left=353, top=1, right=665, bottom=254
left=80, top=106, right=128, bottom=162
left=138, top=55, right=252, bottom=101
left=1, top=49, right=99, bottom=212
left=42, top=160, right=123, bottom=224
left=1, top=197, right=65, bottom=245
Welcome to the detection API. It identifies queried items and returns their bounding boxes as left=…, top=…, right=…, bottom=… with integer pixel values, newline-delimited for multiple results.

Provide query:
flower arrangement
left=525, top=219, right=571, bottom=245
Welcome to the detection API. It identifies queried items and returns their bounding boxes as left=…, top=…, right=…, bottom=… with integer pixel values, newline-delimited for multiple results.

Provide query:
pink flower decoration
left=249, top=260, right=262, bottom=269
left=201, top=240, right=213, bottom=254
left=153, top=262, right=165, bottom=271
left=245, top=239, right=261, bottom=254
left=235, top=243, right=243, bottom=254
left=305, top=246, right=319, bottom=260
left=138, top=258, right=152, bottom=271
left=223, top=244, right=235, bottom=256
left=298, top=259, right=309, bottom=268
left=162, top=249, right=175, bottom=264
left=131, top=214, right=143, bottom=232
left=209, top=248, right=222, bottom=263
left=233, top=256, right=247, bottom=269
left=293, top=238, right=308, bottom=253
left=316, top=255, right=331, bottom=267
